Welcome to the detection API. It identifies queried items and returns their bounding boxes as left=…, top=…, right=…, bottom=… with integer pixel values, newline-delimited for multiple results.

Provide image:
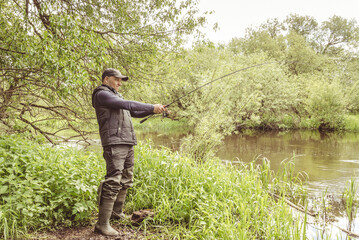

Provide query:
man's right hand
left=153, top=104, right=166, bottom=114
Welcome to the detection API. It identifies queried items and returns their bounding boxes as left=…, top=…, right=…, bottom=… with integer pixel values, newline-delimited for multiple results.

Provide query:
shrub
left=304, top=77, right=346, bottom=130
left=0, top=135, right=104, bottom=239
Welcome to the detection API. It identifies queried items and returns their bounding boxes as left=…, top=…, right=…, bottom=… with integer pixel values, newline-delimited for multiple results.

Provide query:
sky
left=197, top=0, right=359, bottom=43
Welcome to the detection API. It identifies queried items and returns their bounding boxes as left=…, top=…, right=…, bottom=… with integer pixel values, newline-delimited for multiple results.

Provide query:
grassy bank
left=344, top=114, right=359, bottom=131
left=130, top=143, right=307, bottom=239
left=1, top=134, right=307, bottom=239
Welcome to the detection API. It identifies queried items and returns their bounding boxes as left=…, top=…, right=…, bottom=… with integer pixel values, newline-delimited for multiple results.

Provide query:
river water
left=137, top=130, right=359, bottom=194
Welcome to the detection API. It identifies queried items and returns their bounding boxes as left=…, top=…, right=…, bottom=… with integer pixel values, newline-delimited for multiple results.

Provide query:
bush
left=0, top=135, right=104, bottom=239
left=303, top=77, right=346, bottom=130
left=344, top=114, right=359, bottom=131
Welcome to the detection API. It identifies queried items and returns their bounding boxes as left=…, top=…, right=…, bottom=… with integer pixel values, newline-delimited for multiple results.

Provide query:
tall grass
left=128, top=143, right=307, bottom=239
left=344, top=114, right=359, bottom=131
left=342, top=178, right=358, bottom=230
left=1, top=134, right=309, bottom=239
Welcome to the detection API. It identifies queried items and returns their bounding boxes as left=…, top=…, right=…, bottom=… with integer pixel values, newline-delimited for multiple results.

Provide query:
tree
left=0, top=0, right=206, bottom=143
left=172, top=15, right=359, bottom=135
left=285, top=14, right=318, bottom=38
left=319, top=15, right=359, bottom=55
left=285, top=31, right=325, bottom=75
left=285, top=14, right=319, bottom=51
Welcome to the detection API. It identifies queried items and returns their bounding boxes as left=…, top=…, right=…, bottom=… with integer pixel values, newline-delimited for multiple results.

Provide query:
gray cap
left=102, top=68, right=128, bottom=81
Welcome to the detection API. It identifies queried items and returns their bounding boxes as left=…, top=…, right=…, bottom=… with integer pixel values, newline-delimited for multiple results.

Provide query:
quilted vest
left=92, top=85, right=137, bottom=146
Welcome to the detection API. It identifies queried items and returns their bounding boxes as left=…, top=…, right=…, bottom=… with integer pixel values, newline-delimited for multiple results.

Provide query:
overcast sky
left=197, top=0, right=359, bottom=43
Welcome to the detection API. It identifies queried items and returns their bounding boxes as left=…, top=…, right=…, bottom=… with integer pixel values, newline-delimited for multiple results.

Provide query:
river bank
left=133, top=114, right=359, bottom=133
left=1, top=134, right=308, bottom=239
left=2, top=113, right=359, bottom=239
left=133, top=118, right=359, bottom=239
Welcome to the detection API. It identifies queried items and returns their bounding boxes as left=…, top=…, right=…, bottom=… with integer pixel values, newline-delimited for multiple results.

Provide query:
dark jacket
left=92, top=84, right=154, bottom=146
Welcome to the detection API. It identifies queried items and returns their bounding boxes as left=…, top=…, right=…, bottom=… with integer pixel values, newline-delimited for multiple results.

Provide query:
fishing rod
left=140, top=61, right=277, bottom=124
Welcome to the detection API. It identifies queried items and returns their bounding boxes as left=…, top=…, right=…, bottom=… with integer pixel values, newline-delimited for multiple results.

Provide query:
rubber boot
left=112, top=188, right=128, bottom=220
left=94, top=198, right=119, bottom=236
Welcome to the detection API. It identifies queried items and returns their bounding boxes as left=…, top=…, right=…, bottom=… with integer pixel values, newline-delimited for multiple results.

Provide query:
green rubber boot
left=112, top=188, right=128, bottom=220
left=94, top=198, right=119, bottom=236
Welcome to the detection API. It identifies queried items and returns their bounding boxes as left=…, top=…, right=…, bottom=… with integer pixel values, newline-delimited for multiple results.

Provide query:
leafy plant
left=303, top=77, right=346, bottom=130
left=0, top=0, right=207, bottom=142
left=0, top=135, right=104, bottom=239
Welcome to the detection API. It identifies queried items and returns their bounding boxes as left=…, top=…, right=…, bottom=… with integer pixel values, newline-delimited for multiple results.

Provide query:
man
left=92, top=68, right=165, bottom=236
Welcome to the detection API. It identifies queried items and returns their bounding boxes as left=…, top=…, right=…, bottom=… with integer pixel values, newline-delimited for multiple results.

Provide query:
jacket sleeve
left=96, top=90, right=154, bottom=113
left=130, top=111, right=154, bottom=118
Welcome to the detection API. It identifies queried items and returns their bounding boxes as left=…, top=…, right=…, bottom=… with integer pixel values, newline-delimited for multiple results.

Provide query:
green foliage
left=236, top=31, right=287, bottom=59
left=0, top=135, right=104, bottom=239
left=0, top=135, right=311, bottom=239
left=285, top=31, right=325, bottom=75
left=342, top=58, right=359, bottom=113
left=320, top=16, right=359, bottom=55
left=180, top=107, right=232, bottom=161
left=129, top=142, right=306, bottom=239
left=133, top=117, right=190, bottom=134
left=285, top=14, right=319, bottom=39
left=149, top=25, right=357, bottom=159
left=342, top=178, right=358, bottom=225
left=343, top=114, right=359, bottom=131
left=303, top=77, right=346, bottom=130
left=155, top=14, right=359, bottom=143
left=0, top=0, right=206, bottom=141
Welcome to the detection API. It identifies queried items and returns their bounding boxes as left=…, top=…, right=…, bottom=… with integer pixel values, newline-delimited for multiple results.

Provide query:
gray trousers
left=98, top=144, right=134, bottom=201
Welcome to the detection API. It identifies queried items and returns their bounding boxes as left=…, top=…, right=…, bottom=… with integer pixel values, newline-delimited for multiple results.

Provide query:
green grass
left=342, top=178, right=358, bottom=226
left=133, top=117, right=190, bottom=134
left=1, top=134, right=308, bottom=239
left=343, top=114, right=359, bottom=131
left=128, top=144, right=307, bottom=239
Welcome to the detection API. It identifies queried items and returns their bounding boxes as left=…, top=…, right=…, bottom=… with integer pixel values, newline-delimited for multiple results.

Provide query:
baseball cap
left=102, top=68, right=129, bottom=81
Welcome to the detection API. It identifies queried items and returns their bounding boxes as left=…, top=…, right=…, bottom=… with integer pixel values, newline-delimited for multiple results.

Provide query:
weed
left=342, top=178, right=358, bottom=230
left=0, top=135, right=104, bottom=239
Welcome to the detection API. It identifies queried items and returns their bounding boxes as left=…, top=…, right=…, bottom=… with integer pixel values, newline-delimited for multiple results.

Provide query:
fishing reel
left=162, top=110, right=169, bottom=118
left=140, top=108, right=170, bottom=124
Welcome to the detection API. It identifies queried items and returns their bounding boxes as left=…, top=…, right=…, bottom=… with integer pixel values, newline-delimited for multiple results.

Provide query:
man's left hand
left=153, top=104, right=166, bottom=114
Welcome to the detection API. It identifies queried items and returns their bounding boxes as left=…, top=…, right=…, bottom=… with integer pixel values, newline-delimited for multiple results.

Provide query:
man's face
left=104, top=76, right=122, bottom=91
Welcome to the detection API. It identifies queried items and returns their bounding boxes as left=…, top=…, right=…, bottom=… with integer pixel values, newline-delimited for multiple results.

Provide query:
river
left=137, top=130, right=359, bottom=194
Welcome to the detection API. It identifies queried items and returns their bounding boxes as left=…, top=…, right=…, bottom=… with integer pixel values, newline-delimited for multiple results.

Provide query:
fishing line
left=140, top=61, right=278, bottom=124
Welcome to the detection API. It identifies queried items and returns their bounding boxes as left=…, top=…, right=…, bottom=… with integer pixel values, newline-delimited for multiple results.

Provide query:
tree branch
left=0, top=47, right=26, bottom=55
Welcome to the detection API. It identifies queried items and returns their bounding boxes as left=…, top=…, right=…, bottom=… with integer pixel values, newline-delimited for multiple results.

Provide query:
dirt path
left=30, top=210, right=158, bottom=240
left=29, top=224, right=161, bottom=240
left=31, top=224, right=149, bottom=240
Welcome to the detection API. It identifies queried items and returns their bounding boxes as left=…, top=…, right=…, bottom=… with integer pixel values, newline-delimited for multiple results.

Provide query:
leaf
left=0, top=185, right=8, bottom=195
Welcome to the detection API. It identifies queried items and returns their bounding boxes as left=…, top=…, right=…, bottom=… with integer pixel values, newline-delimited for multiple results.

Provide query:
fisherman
left=92, top=68, right=166, bottom=236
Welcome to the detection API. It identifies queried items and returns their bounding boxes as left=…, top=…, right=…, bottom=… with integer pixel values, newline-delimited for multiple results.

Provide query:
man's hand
left=153, top=104, right=166, bottom=114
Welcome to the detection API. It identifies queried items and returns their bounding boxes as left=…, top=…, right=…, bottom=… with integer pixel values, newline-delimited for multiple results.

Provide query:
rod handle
left=140, top=114, right=153, bottom=124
